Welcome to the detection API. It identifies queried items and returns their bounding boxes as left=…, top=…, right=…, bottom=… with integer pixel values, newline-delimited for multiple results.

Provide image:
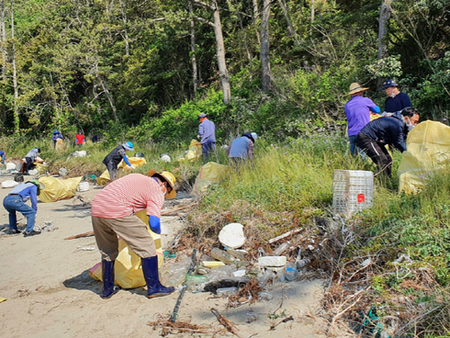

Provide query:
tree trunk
left=0, top=0, right=6, bottom=81
left=278, top=0, right=300, bottom=46
left=11, top=0, right=18, bottom=132
left=211, top=0, right=230, bottom=104
left=378, top=0, right=393, bottom=60
left=119, top=0, right=129, bottom=56
left=261, top=0, right=271, bottom=93
left=188, top=1, right=197, bottom=97
left=310, top=0, right=315, bottom=35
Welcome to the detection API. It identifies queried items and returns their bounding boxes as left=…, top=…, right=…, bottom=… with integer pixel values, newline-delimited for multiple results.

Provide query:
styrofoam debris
left=218, top=223, right=245, bottom=249
left=6, top=163, right=16, bottom=170
left=28, top=169, right=39, bottom=176
left=2, top=180, right=19, bottom=188
left=257, top=256, right=287, bottom=267
left=233, top=270, right=246, bottom=277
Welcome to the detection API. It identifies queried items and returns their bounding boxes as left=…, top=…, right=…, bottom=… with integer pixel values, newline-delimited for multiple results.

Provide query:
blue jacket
left=228, top=134, right=254, bottom=159
left=359, top=111, right=407, bottom=152
left=10, top=183, right=38, bottom=211
left=198, top=119, right=216, bottom=144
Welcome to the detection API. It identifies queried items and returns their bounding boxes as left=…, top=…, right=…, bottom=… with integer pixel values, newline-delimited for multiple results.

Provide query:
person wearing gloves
left=344, top=83, right=381, bottom=155
left=3, top=180, right=45, bottom=237
left=24, top=148, right=44, bottom=174
left=383, top=79, right=412, bottom=115
left=0, top=150, right=6, bottom=164
left=197, top=113, right=216, bottom=161
left=356, top=108, right=420, bottom=176
left=52, top=130, right=63, bottom=148
left=102, top=142, right=136, bottom=181
left=228, top=132, right=258, bottom=168
left=91, top=170, right=177, bottom=299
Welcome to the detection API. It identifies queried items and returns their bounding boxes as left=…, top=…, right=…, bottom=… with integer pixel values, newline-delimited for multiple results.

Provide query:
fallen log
left=268, top=228, right=303, bottom=244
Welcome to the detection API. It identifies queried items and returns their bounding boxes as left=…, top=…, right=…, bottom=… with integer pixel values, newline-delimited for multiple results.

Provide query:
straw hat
left=147, top=169, right=177, bottom=199
left=345, top=83, right=369, bottom=96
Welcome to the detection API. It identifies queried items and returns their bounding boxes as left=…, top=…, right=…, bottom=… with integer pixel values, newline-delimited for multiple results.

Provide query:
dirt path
left=0, top=173, right=331, bottom=338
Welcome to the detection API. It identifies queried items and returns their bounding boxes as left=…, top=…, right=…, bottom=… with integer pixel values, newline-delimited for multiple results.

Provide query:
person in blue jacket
left=0, top=150, right=6, bottom=164
left=52, top=130, right=63, bottom=148
left=198, top=113, right=216, bottom=161
left=356, top=108, right=420, bottom=176
left=3, top=180, right=45, bottom=237
left=383, top=79, right=412, bottom=114
left=228, top=132, right=257, bottom=168
left=102, top=142, right=136, bottom=181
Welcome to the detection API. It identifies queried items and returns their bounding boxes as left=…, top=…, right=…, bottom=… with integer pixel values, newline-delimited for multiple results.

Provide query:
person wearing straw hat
left=344, top=83, right=381, bottom=155
left=102, top=142, right=136, bottom=181
left=91, top=171, right=177, bottom=299
left=382, top=79, right=412, bottom=115
left=197, top=113, right=216, bottom=161
left=2, top=180, right=45, bottom=237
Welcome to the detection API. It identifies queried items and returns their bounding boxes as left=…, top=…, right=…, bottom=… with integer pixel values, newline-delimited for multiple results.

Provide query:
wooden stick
left=268, top=228, right=303, bottom=244
left=64, top=231, right=94, bottom=240
left=211, top=308, right=241, bottom=337
left=64, top=204, right=196, bottom=240
left=161, top=203, right=196, bottom=216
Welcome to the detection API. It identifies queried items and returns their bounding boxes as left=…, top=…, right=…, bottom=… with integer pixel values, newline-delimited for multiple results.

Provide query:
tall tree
left=189, top=0, right=231, bottom=104
left=378, top=0, right=393, bottom=60
left=261, top=0, right=271, bottom=92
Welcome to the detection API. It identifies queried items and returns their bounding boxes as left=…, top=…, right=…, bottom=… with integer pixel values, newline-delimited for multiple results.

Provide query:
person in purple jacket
left=344, top=83, right=380, bottom=155
left=198, top=113, right=216, bottom=161
left=3, top=180, right=45, bottom=237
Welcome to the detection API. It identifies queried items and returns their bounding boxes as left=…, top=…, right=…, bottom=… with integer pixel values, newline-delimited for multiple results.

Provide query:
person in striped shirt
left=91, top=170, right=176, bottom=299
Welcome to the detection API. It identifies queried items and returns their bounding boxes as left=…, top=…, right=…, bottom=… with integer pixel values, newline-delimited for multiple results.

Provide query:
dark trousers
left=356, top=132, right=392, bottom=176
left=24, top=157, right=34, bottom=174
left=105, top=161, right=118, bottom=181
left=202, top=142, right=216, bottom=162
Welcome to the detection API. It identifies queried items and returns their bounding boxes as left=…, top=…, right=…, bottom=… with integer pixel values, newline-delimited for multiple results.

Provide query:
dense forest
left=0, top=0, right=449, bottom=142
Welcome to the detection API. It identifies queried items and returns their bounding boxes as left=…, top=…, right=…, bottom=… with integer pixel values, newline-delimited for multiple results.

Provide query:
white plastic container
left=332, top=170, right=373, bottom=215
left=77, top=181, right=90, bottom=192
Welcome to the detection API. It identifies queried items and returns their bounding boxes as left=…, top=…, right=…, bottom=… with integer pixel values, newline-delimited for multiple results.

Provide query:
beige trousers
left=92, top=214, right=156, bottom=261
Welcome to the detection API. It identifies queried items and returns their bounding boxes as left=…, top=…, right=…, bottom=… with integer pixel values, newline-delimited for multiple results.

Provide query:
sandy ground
left=0, top=173, right=330, bottom=338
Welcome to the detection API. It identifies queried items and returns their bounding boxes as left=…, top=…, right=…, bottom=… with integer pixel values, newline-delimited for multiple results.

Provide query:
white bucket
left=77, top=181, right=90, bottom=192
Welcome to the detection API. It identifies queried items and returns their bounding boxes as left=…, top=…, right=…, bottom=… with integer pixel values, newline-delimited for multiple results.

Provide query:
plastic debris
left=257, top=256, right=287, bottom=267
left=217, top=287, right=238, bottom=297
left=273, top=241, right=290, bottom=256
left=1, top=180, right=19, bottom=188
left=218, top=223, right=245, bottom=249
left=5, top=163, right=16, bottom=170
left=233, top=270, right=246, bottom=278
left=210, top=248, right=235, bottom=264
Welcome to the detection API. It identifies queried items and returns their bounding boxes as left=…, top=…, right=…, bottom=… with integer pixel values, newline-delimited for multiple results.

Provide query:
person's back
left=103, top=145, right=125, bottom=166
left=359, top=112, right=406, bottom=152
left=229, top=136, right=251, bottom=159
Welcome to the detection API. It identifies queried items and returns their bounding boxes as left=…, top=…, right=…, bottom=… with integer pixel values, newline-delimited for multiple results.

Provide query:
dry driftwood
left=64, top=231, right=94, bottom=240
left=211, top=308, right=241, bottom=337
left=268, top=228, right=303, bottom=244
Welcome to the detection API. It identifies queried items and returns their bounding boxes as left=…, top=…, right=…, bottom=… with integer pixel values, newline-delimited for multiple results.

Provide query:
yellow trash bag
left=179, top=139, right=202, bottom=162
left=34, top=163, right=48, bottom=174
left=398, top=121, right=450, bottom=194
left=96, top=157, right=147, bottom=185
left=38, top=176, right=82, bottom=203
left=89, top=210, right=163, bottom=289
left=193, top=162, right=230, bottom=194
left=55, top=138, right=65, bottom=151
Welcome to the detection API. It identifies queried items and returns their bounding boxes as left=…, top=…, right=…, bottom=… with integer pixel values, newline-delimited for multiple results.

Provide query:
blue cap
left=53, top=130, right=59, bottom=134
left=382, top=79, right=398, bottom=90
left=251, top=132, right=258, bottom=140
left=123, top=141, right=134, bottom=151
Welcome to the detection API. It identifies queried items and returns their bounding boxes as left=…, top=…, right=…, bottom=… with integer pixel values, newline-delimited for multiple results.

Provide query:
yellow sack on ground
left=194, top=162, right=230, bottom=194
left=398, top=121, right=450, bottom=194
left=179, top=139, right=202, bottom=162
left=34, top=163, right=48, bottom=174
left=88, top=210, right=163, bottom=289
left=96, top=157, right=147, bottom=185
left=38, top=176, right=82, bottom=203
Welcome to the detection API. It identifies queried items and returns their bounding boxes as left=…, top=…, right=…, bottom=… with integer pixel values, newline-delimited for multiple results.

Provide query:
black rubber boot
left=142, top=256, right=175, bottom=298
left=101, top=260, right=120, bottom=299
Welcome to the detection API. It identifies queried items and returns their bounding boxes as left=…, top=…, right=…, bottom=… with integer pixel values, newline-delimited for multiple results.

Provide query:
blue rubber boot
left=142, top=256, right=175, bottom=298
left=101, top=260, right=120, bottom=299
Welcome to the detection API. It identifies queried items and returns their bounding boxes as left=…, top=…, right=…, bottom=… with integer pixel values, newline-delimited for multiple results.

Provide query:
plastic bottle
left=258, top=269, right=275, bottom=286
left=273, top=241, right=290, bottom=256
left=285, top=262, right=299, bottom=281
left=210, top=248, right=235, bottom=264
left=225, top=247, right=246, bottom=260
left=296, top=258, right=310, bottom=269
left=217, top=287, right=239, bottom=297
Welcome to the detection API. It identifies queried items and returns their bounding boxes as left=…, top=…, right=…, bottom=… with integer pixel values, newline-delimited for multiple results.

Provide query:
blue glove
left=149, top=215, right=161, bottom=234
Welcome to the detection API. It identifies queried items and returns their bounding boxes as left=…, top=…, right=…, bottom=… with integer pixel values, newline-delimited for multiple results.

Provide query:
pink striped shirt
left=91, top=174, right=164, bottom=219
